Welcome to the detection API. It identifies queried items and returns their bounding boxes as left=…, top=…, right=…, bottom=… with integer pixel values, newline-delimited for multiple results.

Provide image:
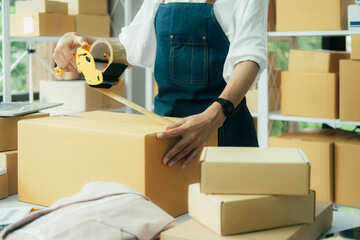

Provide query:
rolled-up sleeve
left=223, top=0, right=268, bottom=89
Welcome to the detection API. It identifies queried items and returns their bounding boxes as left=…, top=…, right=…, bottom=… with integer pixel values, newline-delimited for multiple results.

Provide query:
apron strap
left=161, top=0, right=216, bottom=3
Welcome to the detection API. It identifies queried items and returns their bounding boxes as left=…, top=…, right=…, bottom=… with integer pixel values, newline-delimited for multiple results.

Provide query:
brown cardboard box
left=18, top=111, right=217, bottom=217
left=188, top=184, right=315, bottom=235
left=246, top=87, right=280, bottom=113
left=0, top=151, right=18, bottom=196
left=161, top=201, right=332, bottom=240
left=335, top=134, right=360, bottom=208
left=76, top=15, right=110, bottom=37
left=15, top=0, right=68, bottom=14
left=40, top=80, right=125, bottom=112
left=281, top=72, right=339, bottom=119
left=58, top=0, right=108, bottom=15
left=0, top=171, right=9, bottom=199
left=0, top=113, right=49, bottom=152
left=339, top=60, right=360, bottom=121
left=267, top=0, right=276, bottom=31
left=351, top=35, right=360, bottom=60
left=289, top=49, right=350, bottom=73
left=200, top=147, right=310, bottom=195
left=276, top=0, right=354, bottom=31
left=10, top=13, right=75, bottom=36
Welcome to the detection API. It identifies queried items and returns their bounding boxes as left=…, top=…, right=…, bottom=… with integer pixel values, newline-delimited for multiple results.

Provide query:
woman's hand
left=157, top=103, right=226, bottom=169
left=52, top=32, right=92, bottom=73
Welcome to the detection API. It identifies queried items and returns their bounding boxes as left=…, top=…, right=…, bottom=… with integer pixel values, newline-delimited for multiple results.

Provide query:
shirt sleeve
left=223, top=0, right=268, bottom=90
left=118, top=0, right=161, bottom=70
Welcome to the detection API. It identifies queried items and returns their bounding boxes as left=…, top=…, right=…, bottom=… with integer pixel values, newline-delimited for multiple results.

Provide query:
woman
left=53, top=0, right=267, bottom=169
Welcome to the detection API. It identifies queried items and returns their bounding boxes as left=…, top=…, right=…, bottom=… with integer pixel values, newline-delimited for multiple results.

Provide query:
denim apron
left=154, top=0, right=258, bottom=147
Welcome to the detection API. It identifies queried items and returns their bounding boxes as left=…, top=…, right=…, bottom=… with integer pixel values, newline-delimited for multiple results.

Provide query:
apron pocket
left=170, top=35, right=208, bottom=85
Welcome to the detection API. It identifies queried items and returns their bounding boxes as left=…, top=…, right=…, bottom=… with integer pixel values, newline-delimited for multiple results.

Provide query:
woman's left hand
left=157, top=103, right=226, bottom=169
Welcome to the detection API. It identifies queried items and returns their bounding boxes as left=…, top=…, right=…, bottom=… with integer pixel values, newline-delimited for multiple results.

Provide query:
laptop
left=0, top=102, right=62, bottom=117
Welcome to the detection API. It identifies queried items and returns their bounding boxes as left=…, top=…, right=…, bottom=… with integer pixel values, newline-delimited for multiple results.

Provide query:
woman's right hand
left=52, top=32, right=91, bottom=73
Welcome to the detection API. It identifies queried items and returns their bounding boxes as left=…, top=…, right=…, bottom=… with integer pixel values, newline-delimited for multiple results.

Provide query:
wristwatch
left=214, top=98, right=235, bottom=118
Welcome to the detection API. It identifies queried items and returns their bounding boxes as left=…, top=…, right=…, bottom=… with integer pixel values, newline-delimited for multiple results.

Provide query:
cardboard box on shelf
left=15, top=0, right=68, bottom=14
left=281, top=72, right=339, bottom=119
left=0, top=151, right=18, bottom=196
left=58, top=0, right=108, bottom=15
left=188, top=184, right=315, bottom=236
left=289, top=49, right=350, bottom=73
left=76, top=15, right=110, bottom=37
left=161, top=201, right=332, bottom=240
left=200, top=147, right=310, bottom=195
left=0, top=113, right=49, bottom=152
left=339, top=60, right=360, bottom=121
left=10, top=13, right=75, bottom=36
left=18, top=111, right=217, bottom=217
left=348, top=4, right=360, bottom=30
left=335, top=134, right=360, bottom=208
left=351, top=35, right=360, bottom=60
left=0, top=170, right=9, bottom=200
left=267, top=0, right=276, bottom=31
left=276, top=0, right=354, bottom=31
left=40, top=80, right=125, bottom=112
left=246, top=87, right=280, bottom=113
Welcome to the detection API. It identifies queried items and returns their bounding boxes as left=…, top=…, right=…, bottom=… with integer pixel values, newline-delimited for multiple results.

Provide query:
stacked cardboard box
left=160, top=147, right=333, bottom=239
left=0, top=168, right=9, bottom=200
left=10, top=0, right=75, bottom=36
left=281, top=49, right=350, bottom=119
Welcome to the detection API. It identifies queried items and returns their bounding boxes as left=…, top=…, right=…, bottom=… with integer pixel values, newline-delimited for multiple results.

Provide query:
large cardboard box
left=276, top=0, right=354, bottom=31
left=161, top=201, right=333, bottom=240
left=339, top=60, right=360, bottom=121
left=0, top=151, right=18, bottom=196
left=15, top=0, right=68, bottom=14
left=289, top=49, right=350, bottom=73
left=351, top=35, right=360, bottom=60
left=281, top=72, right=339, bottom=119
left=0, top=169, right=8, bottom=200
left=188, top=184, right=315, bottom=235
left=0, top=113, right=49, bottom=152
left=76, top=15, right=110, bottom=37
left=58, top=0, right=108, bottom=15
left=40, top=80, right=125, bottom=112
left=10, top=13, right=75, bottom=36
left=18, top=111, right=217, bottom=217
left=246, top=87, right=280, bottom=113
left=335, top=134, right=360, bottom=208
left=200, top=147, right=310, bottom=195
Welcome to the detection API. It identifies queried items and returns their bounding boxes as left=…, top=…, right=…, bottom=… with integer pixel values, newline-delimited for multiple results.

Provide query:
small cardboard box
left=335, top=134, right=360, bottom=208
left=161, top=201, right=332, bottom=240
left=276, top=0, right=354, bottom=31
left=351, top=35, right=360, bottom=60
left=40, top=80, right=125, bottom=113
left=289, top=49, right=350, bottom=73
left=18, top=111, right=217, bottom=217
left=281, top=72, right=339, bottom=119
left=0, top=112, right=49, bottom=152
left=76, top=15, right=110, bottom=37
left=15, top=0, right=68, bottom=14
left=58, top=0, right=108, bottom=15
left=339, top=60, right=360, bottom=121
left=348, top=4, right=360, bottom=30
left=246, top=87, right=280, bottom=113
left=0, top=170, right=9, bottom=200
left=188, top=184, right=315, bottom=235
left=0, top=151, right=18, bottom=196
left=10, top=13, right=75, bottom=36
left=200, top=147, right=310, bottom=195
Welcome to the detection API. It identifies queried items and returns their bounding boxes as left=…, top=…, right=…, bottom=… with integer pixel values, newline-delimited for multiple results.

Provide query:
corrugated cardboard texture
left=58, top=0, right=108, bottom=15
left=351, top=35, right=360, bottom=60
left=0, top=151, right=18, bottom=195
left=188, top=184, right=315, bottom=236
left=10, top=13, right=75, bottom=36
left=200, top=147, right=310, bottom=195
left=335, top=134, right=360, bottom=208
left=40, top=80, right=125, bottom=112
left=339, top=60, right=360, bottom=121
left=0, top=173, right=9, bottom=199
left=161, top=201, right=332, bottom=240
left=289, top=49, right=350, bottom=73
left=18, top=111, right=217, bottom=217
left=281, top=72, right=339, bottom=119
left=15, top=0, right=68, bottom=14
left=276, top=0, right=354, bottom=31
left=0, top=112, right=49, bottom=152
left=76, top=15, right=110, bottom=37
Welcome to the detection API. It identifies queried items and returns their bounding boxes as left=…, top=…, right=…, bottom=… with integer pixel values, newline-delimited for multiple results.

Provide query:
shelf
left=0, top=36, right=119, bottom=42
left=268, top=30, right=360, bottom=38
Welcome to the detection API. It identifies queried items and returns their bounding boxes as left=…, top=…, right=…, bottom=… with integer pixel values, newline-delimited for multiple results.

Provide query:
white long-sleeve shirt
left=119, top=0, right=268, bottom=89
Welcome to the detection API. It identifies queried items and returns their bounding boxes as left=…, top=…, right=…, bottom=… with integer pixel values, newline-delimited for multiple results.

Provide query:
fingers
left=73, top=36, right=89, bottom=47
left=157, top=120, right=187, bottom=139
left=167, top=141, right=196, bottom=167
left=165, top=119, right=185, bottom=130
left=180, top=146, right=204, bottom=170
left=62, top=47, right=78, bottom=72
left=162, top=136, right=189, bottom=165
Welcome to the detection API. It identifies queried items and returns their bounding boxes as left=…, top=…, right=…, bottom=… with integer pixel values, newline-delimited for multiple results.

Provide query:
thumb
left=73, top=36, right=88, bottom=47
